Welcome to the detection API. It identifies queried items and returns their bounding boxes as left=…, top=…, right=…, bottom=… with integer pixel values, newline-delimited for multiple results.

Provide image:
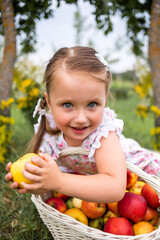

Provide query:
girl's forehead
left=52, top=68, right=106, bottom=87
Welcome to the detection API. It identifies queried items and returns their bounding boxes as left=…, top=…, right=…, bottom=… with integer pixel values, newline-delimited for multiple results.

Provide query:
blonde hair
left=30, top=46, right=112, bottom=153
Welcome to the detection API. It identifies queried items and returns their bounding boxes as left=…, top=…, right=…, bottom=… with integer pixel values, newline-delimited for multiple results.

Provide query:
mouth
left=71, top=126, right=88, bottom=134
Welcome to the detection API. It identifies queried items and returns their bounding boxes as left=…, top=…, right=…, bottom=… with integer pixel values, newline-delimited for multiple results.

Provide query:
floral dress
left=34, top=107, right=160, bottom=177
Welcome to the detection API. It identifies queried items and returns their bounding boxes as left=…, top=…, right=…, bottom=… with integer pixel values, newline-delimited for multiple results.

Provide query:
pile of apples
left=45, top=170, right=160, bottom=236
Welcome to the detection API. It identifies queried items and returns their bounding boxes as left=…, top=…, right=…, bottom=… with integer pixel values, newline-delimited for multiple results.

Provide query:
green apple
left=66, top=198, right=74, bottom=209
left=89, top=217, right=104, bottom=230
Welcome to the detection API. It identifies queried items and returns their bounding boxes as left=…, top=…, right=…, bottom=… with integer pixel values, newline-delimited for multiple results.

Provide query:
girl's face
left=45, top=70, right=107, bottom=147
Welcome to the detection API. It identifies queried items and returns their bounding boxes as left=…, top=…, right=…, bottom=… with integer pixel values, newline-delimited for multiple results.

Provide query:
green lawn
left=0, top=88, right=155, bottom=239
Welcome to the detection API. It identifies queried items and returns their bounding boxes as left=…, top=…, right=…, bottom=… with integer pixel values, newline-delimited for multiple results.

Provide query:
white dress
left=34, top=107, right=160, bottom=177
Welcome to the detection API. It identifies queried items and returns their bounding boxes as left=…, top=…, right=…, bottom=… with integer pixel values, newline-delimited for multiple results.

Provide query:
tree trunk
left=0, top=0, right=16, bottom=117
left=149, top=0, right=160, bottom=129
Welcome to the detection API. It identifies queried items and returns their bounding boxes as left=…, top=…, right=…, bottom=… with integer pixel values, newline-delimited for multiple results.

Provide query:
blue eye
left=88, top=102, right=97, bottom=108
left=63, top=103, right=72, bottom=108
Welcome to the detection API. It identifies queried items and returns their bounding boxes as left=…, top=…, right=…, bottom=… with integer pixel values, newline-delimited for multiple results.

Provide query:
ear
left=44, top=92, right=51, bottom=110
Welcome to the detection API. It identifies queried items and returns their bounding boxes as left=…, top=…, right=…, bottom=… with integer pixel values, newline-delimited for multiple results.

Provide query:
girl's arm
left=20, top=131, right=126, bottom=202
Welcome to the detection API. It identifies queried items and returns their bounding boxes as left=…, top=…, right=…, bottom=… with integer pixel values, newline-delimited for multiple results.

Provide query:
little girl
left=5, top=46, right=160, bottom=203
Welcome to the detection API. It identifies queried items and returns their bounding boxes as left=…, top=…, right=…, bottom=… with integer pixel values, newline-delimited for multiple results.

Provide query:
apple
left=133, top=221, right=155, bottom=235
left=141, top=183, right=160, bottom=208
left=81, top=201, right=106, bottom=219
left=64, top=208, right=88, bottom=225
left=10, top=153, right=38, bottom=188
left=107, top=202, right=119, bottom=215
left=103, top=210, right=119, bottom=224
left=53, top=191, right=70, bottom=200
left=129, top=181, right=145, bottom=195
left=45, top=197, right=67, bottom=213
left=126, top=170, right=138, bottom=190
left=104, top=217, right=134, bottom=236
left=89, top=217, right=104, bottom=230
left=66, top=198, right=74, bottom=209
left=143, top=206, right=159, bottom=225
left=118, top=192, right=147, bottom=223
left=72, top=197, right=82, bottom=209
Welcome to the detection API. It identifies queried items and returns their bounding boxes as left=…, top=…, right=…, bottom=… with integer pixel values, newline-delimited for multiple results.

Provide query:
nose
left=74, top=109, right=87, bottom=124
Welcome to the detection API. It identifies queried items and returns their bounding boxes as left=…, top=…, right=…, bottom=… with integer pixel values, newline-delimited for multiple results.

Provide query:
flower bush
left=13, top=58, right=44, bottom=124
left=134, top=60, right=160, bottom=150
left=0, top=98, right=15, bottom=163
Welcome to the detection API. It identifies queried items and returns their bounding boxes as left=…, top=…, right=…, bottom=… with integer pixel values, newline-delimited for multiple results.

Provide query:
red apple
left=143, top=206, right=159, bottom=225
left=45, top=197, right=67, bottom=213
left=118, top=192, right=147, bottom=223
left=126, top=170, right=138, bottom=189
left=81, top=201, right=107, bottom=219
left=104, top=217, right=134, bottom=236
left=141, top=183, right=160, bottom=209
left=53, top=191, right=70, bottom=201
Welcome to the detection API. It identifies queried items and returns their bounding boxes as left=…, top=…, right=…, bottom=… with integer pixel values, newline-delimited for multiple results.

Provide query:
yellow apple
left=133, top=221, right=155, bottom=235
left=129, top=181, right=145, bottom=195
left=64, top=208, right=88, bottom=225
left=10, top=153, right=38, bottom=188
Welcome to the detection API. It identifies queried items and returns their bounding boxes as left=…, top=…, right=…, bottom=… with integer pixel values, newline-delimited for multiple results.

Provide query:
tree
left=148, top=0, right=160, bottom=138
left=0, top=0, right=53, bottom=117
left=0, top=0, right=16, bottom=117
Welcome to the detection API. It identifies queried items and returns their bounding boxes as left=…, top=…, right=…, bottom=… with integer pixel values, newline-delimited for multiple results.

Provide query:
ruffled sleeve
left=84, top=107, right=124, bottom=158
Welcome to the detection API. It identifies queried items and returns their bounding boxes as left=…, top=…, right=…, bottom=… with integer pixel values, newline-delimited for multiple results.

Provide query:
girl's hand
left=20, top=153, right=63, bottom=193
left=5, top=161, right=48, bottom=195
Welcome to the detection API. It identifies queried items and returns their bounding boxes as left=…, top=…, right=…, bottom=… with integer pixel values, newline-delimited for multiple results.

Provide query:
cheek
left=53, top=113, right=70, bottom=127
left=91, top=110, right=104, bottom=125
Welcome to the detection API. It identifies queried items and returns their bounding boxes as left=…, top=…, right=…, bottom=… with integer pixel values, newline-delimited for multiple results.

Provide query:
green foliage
left=58, top=0, right=152, bottom=56
left=0, top=0, right=53, bottom=53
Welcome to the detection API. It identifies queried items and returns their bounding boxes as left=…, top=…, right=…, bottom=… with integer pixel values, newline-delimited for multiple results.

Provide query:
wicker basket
left=31, top=148, right=160, bottom=240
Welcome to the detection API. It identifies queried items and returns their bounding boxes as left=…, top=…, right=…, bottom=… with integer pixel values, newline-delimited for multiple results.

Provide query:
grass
left=0, top=85, right=155, bottom=239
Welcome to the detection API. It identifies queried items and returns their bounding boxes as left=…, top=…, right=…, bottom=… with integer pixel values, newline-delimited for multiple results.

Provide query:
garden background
left=0, top=0, right=160, bottom=239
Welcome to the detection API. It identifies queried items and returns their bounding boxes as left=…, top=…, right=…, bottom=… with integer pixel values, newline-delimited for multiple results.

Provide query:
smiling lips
left=71, top=126, right=88, bottom=134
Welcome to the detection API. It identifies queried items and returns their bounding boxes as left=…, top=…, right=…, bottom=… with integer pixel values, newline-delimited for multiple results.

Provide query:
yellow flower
left=150, top=105, right=160, bottom=116
left=22, top=79, right=33, bottom=88
left=17, top=97, right=28, bottom=109
left=150, top=127, right=160, bottom=136
left=134, top=85, right=145, bottom=98
left=1, top=98, right=14, bottom=110
left=136, top=105, right=148, bottom=118
left=0, top=115, right=14, bottom=125
left=29, top=88, right=39, bottom=97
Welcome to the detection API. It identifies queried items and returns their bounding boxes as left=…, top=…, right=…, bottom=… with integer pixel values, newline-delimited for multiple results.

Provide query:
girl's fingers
left=30, top=155, right=49, bottom=168
left=6, top=162, right=12, bottom=172
left=10, top=181, right=19, bottom=188
left=5, top=172, right=13, bottom=182
left=20, top=181, right=42, bottom=190
left=38, top=153, right=54, bottom=163
left=22, top=169, right=41, bottom=182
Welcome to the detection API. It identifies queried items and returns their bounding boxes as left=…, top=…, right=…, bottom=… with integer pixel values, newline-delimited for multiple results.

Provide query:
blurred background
left=0, top=0, right=159, bottom=239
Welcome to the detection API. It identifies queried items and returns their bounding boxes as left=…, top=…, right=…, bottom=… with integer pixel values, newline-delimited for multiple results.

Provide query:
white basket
left=31, top=148, right=160, bottom=240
